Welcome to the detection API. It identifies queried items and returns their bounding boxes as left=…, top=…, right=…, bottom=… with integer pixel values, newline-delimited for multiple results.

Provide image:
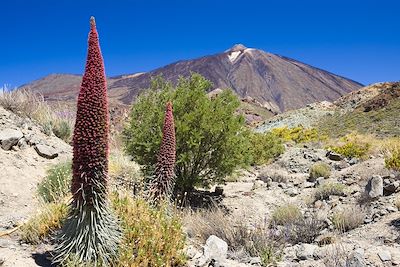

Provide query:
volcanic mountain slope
left=20, top=44, right=363, bottom=112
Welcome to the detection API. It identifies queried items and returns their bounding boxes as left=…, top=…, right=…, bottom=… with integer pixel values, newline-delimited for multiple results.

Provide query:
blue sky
left=0, top=0, right=399, bottom=87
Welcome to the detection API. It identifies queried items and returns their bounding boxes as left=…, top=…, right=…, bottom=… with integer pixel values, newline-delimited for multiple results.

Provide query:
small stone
left=387, top=206, right=397, bottom=213
left=378, top=250, right=391, bottom=262
left=187, top=245, right=199, bottom=259
left=326, top=151, right=343, bottom=161
left=214, top=186, right=224, bottom=196
left=384, top=182, right=399, bottom=196
left=346, top=250, right=366, bottom=267
left=17, top=137, right=28, bottom=149
left=249, top=257, right=261, bottom=265
left=296, top=244, right=317, bottom=260
left=252, top=180, right=264, bottom=190
left=316, top=177, right=326, bottom=186
left=348, top=158, right=358, bottom=165
left=34, top=144, right=58, bottom=159
left=303, top=181, right=315, bottom=188
left=286, top=188, right=299, bottom=197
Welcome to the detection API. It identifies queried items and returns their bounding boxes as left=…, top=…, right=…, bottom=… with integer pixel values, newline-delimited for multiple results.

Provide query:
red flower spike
left=71, top=16, right=110, bottom=204
left=150, top=101, right=176, bottom=201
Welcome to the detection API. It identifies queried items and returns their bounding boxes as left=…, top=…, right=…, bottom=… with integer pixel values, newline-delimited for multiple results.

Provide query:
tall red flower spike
left=150, top=101, right=176, bottom=202
left=71, top=16, right=109, bottom=203
left=54, top=17, right=120, bottom=266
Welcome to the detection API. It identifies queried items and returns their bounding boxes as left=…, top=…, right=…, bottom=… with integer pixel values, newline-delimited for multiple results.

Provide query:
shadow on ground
left=32, top=252, right=53, bottom=267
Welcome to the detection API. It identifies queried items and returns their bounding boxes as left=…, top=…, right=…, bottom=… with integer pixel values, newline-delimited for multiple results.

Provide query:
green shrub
left=309, top=162, right=331, bottom=180
left=385, top=142, right=400, bottom=171
left=329, top=141, right=370, bottom=159
left=112, top=193, right=187, bottom=266
left=20, top=202, right=68, bottom=244
left=123, top=74, right=250, bottom=193
left=248, top=132, right=285, bottom=165
left=37, top=161, right=72, bottom=203
left=314, top=183, right=346, bottom=201
left=270, top=204, right=301, bottom=226
left=271, top=126, right=321, bottom=144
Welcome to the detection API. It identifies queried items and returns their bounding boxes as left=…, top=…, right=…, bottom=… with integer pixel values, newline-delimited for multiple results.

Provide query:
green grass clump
left=37, top=161, right=72, bottom=203
left=270, top=204, right=301, bottom=226
left=309, top=162, right=331, bottom=180
left=20, top=202, right=68, bottom=244
left=314, top=183, right=346, bottom=201
left=248, top=132, right=285, bottom=165
left=271, top=126, right=322, bottom=144
left=111, top=193, right=187, bottom=267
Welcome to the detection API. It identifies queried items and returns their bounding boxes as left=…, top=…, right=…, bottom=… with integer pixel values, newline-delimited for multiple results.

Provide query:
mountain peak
left=226, top=44, right=247, bottom=52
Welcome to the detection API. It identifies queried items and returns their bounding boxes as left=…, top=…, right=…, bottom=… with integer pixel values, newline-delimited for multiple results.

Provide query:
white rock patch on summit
left=228, top=51, right=241, bottom=62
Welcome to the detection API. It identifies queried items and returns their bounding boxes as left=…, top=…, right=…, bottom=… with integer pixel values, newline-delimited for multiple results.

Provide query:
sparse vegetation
left=314, top=182, right=346, bottom=201
left=37, top=161, right=72, bottom=203
left=331, top=207, right=365, bottom=232
left=184, top=207, right=284, bottom=266
left=0, top=88, right=73, bottom=142
left=20, top=202, right=68, bottom=244
left=317, top=97, right=400, bottom=138
left=309, top=162, right=331, bottom=180
left=270, top=204, right=302, bottom=226
left=248, top=132, right=285, bottom=165
left=112, top=193, right=187, bottom=267
left=284, top=216, right=325, bottom=244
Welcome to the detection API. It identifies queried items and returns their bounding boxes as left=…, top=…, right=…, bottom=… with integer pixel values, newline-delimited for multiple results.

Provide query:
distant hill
left=20, top=44, right=362, bottom=113
left=317, top=81, right=400, bottom=137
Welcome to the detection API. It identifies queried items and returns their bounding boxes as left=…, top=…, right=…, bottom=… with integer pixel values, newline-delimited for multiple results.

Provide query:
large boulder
left=0, top=129, right=23, bottom=150
left=366, top=175, right=383, bottom=199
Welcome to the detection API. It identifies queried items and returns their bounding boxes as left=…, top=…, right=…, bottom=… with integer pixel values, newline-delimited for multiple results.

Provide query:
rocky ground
left=0, top=106, right=71, bottom=266
left=187, top=145, right=400, bottom=267
left=1, top=100, right=400, bottom=267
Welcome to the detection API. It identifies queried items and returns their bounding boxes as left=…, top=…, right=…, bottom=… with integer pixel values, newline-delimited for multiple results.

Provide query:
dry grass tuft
left=331, top=207, right=365, bottom=232
left=109, top=150, right=143, bottom=193
left=183, top=207, right=284, bottom=266
left=0, top=88, right=74, bottom=142
left=309, top=162, right=331, bottom=180
left=314, top=182, right=346, bottom=201
left=270, top=204, right=301, bottom=226
left=20, top=202, right=68, bottom=244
